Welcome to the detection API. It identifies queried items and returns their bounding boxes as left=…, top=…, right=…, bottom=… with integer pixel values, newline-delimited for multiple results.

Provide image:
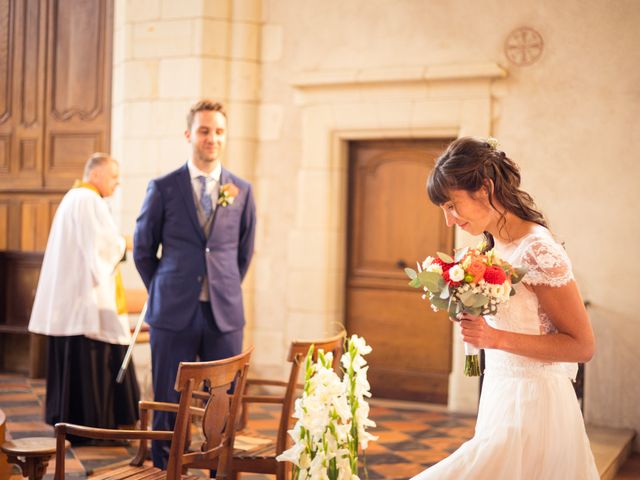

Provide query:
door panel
left=346, top=139, right=454, bottom=404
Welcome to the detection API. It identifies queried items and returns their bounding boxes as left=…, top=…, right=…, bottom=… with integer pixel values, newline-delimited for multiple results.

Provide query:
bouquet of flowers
left=405, top=246, right=526, bottom=376
left=276, top=335, right=378, bottom=480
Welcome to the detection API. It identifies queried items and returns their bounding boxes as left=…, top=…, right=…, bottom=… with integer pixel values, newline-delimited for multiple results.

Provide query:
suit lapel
left=176, top=163, right=206, bottom=242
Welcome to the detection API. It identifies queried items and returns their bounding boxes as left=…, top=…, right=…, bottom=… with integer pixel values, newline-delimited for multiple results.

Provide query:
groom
left=133, top=100, right=256, bottom=467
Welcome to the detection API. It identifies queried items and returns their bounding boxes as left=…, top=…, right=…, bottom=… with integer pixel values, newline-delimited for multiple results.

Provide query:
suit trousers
left=149, top=301, right=243, bottom=468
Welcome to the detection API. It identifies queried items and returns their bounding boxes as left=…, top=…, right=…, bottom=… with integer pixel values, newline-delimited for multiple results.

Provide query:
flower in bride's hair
left=486, top=137, right=499, bottom=150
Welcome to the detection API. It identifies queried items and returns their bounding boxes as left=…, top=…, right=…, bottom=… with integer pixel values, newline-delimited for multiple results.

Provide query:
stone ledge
left=291, top=63, right=507, bottom=88
left=587, top=424, right=636, bottom=480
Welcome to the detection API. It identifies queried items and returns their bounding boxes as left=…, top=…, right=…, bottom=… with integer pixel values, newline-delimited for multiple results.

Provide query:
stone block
left=201, top=58, right=230, bottom=99
left=261, top=24, right=283, bottom=62
left=125, top=0, right=160, bottom=22
left=231, top=0, right=261, bottom=23
left=123, top=60, right=159, bottom=100
left=228, top=60, right=260, bottom=101
left=230, top=22, right=260, bottom=60
left=132, top=20, right=193, bottom=58
left=196, top=19, right=230, bottom=57
left=158, top=58, right=201, bottom=98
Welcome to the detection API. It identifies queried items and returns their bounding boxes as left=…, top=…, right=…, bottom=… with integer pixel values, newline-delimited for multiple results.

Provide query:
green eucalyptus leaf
left=472, top=294, right=489, bottom=308
left=437, top=251, right=454, bottom=264
left=430, top=296, right=449, bottom=311
left=405, top=267, right=417, bottom=280
left=447, top=298, right=462, bottom=319
left=409, top=277, right=422, bottom=288
left=454, top=246, right=469, bottom=263
left=418, top=270, right=444, bottom=293
left=464, top=306, right=482, bottom=316
left=459, top=290, right=475, bottom=306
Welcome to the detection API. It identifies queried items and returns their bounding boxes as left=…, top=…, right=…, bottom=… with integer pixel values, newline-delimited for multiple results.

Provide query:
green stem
left=464, top=354, right=481, bottom=377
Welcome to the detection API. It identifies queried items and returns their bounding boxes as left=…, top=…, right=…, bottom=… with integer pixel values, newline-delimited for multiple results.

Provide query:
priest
left=28, top=153, right=140, bottom=442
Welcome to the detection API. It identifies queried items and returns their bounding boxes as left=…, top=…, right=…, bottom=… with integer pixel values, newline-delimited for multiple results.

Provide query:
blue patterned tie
left=197, top=175, right=213, bottom=218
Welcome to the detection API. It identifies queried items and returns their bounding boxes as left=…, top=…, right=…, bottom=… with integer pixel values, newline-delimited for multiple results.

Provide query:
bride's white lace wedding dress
left=411, top=227, right=599, bottom=480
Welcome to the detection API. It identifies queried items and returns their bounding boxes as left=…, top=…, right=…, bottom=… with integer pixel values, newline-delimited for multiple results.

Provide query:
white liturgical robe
left=28, top=187, right=131, bottom=345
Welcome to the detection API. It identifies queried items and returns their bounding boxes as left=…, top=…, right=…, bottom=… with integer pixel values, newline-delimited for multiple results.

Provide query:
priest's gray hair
left=83, top=152, right=114, bottom=180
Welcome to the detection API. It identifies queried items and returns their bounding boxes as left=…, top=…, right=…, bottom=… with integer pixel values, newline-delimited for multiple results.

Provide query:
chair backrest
left=166, top=347, right=253, bottom=479
left=277, top=332, right=346, bottom=454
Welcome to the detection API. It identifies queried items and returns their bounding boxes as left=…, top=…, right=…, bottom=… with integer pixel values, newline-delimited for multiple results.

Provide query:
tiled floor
left=0, top=372, right=475, bottom=479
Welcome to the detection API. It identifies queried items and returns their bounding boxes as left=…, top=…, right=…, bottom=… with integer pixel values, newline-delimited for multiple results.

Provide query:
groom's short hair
left=187, top=100, right=226, bottom=129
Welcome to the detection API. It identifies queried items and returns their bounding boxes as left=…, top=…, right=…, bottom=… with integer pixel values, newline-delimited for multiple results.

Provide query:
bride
left=411, top=137, right=599, bottom=479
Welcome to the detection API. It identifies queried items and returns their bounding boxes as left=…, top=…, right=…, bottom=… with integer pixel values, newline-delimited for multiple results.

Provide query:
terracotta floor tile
left=370, top=461, right=431, bottom=479
left=2, top=406, right=42, bottom=417
left=5, top=420, right=52, bottom=432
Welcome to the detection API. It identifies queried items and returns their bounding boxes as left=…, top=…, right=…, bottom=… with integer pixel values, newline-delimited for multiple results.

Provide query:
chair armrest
left=55, top=423, right=173, bottom=442
left=54, top=423, right=173, bottom=478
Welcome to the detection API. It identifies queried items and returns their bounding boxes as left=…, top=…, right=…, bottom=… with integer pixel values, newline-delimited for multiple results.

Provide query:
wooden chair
left=0, top=408, right=9, bottom=480
left=53, top=347, right=253, bottom=480
left=231, top=332, right=345, bottom=480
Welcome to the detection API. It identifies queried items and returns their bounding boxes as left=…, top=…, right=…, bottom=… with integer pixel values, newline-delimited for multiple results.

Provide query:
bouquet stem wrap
left=463, top=342, right=481, bottom=377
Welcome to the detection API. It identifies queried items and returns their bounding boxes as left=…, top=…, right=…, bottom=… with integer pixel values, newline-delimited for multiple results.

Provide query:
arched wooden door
left=346, top=139, right=454, bottom=404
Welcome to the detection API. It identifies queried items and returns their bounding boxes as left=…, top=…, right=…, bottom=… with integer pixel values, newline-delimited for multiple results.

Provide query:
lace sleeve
left=521, top=238, right=574, bottom=287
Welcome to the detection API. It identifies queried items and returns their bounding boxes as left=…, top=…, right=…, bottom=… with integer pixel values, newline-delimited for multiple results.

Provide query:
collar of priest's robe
left=72, top=179, right=101, bottom=197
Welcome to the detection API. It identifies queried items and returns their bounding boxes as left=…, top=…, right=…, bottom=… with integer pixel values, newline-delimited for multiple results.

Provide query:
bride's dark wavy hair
left=427, top=137, right=548, bottom=250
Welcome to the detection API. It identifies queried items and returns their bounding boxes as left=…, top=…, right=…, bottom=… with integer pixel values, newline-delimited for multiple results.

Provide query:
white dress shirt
left=187, top=159, right=221, bottom=204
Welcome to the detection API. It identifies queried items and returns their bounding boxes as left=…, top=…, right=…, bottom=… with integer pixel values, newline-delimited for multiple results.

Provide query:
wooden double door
left=346, top=139, right=454, bottom=404
left=0, top=0, right=113, bottom=251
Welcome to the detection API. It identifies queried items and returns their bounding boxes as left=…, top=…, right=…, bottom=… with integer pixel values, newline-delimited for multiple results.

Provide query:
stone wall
left=112, top=0, right=640, bottom=449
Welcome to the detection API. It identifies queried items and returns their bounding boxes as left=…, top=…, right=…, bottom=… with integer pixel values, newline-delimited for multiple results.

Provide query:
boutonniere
left=217, top=183, right=239, bottom=207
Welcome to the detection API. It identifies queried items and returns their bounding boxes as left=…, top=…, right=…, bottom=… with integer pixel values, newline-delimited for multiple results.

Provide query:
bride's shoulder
left=518, top=224, right=558, bottom=248
left=515, top=226, right=574, bottom=287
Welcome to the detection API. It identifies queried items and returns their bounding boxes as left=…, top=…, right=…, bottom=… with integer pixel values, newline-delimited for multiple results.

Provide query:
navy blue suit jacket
left=133, top=163, right=256, bottom=333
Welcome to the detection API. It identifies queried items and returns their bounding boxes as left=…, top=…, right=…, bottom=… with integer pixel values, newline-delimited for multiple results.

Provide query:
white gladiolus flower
left=278, top=336, right=376, bottom=479
left=276, top=441, right=306, bottom=465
